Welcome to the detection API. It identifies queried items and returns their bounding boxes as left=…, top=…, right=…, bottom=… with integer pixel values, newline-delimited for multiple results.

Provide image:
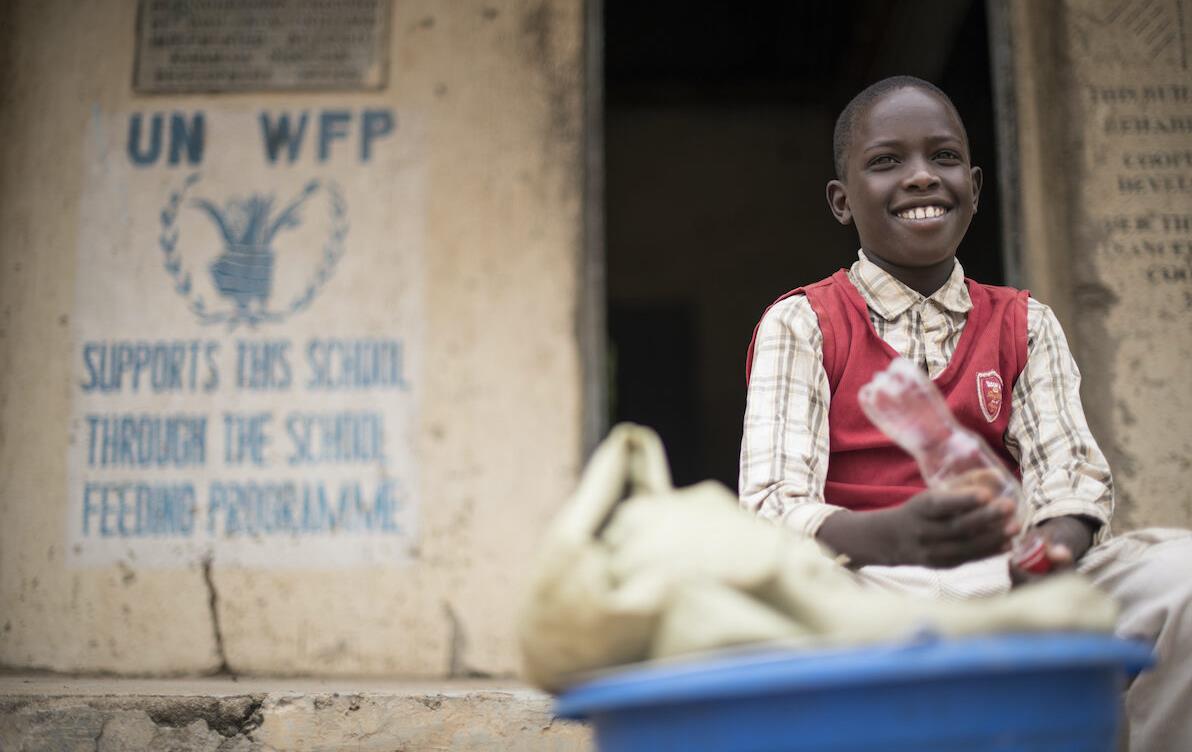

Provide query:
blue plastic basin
left=555, top=633, right=1153, bottom=752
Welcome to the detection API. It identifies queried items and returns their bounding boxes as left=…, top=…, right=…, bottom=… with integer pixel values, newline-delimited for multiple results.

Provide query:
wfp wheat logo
left=159, top=173, right=348, bottom=328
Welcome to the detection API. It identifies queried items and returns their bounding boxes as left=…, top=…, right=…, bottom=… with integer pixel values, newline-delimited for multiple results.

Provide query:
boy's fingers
left=1047, top=543, right=1075, bottom=568
left=914, top=490, right=988, bottom=520
left=925, top=523, right=1011, bottom=567
left=1008, top=542, right=1075, bottom=585
left=921, top=497, right=1015, bottom=543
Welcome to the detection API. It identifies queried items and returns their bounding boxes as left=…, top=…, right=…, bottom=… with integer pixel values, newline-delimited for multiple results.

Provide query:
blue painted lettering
left=168, top=112, right=205, bottom=166
left=82, top=482, right=195, bottom=538
left=285, top=411, right=384, bottom=465
left=305, top=338, right=409, bottom=390
left=318, top=110, right=352, bottom=162
left=82, top=343, right=104, bottom=392
left=259, top=111, right=309, bottom=164
left=207, top=479, right=403, bottom=536
left=127, top=113, right=162, bottom=166
left=79, top=340, right=219, bottom=393
left=127, top=113, right=204, bottom=167
left=223, top=412, right=272, bottom=466
left=86, top=414, right=207, bottom=468
left=258, top=109, right=396, bottom=164
left=361, top=110, right=395, bottom=162
left=236, top=339, right=291, bottom=390
left=203, top=341, right=220, bottom=393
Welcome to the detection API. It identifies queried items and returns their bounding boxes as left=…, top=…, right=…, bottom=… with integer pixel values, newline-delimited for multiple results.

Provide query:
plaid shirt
left=740, top=252, right=1114, bottom=543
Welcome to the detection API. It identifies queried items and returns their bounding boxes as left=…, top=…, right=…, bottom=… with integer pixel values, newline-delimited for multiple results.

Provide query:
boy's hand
left=818, top=478, right=1018, bottom=568
left=1008, top=516, right=1097, bottom=587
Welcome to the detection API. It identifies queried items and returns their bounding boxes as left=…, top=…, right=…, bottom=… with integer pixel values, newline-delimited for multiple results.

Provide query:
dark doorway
left=604, top=0, right=1004, bottom=489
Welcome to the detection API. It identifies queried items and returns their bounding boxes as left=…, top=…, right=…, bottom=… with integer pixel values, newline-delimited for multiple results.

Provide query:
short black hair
left=832, top=76, right=966, bottom=180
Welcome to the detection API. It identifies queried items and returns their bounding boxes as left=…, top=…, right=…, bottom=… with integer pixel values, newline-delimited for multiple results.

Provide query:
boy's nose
left=903, top=166, right=941, bottom=191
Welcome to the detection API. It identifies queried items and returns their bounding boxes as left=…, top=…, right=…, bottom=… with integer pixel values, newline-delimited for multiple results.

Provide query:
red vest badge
left=977, top=370, right=1004, bottom=422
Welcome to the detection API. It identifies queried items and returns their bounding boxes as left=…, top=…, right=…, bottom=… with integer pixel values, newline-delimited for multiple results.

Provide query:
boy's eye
left=934, top=150, right=962, bottom=162
left=868, top=155, right=898, bottom=168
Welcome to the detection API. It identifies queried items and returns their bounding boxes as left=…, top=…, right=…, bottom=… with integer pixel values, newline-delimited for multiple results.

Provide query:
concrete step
left=0, top=674, right=593, bottom=751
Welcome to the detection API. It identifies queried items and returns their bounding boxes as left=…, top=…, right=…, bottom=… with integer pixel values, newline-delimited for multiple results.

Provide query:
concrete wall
left=0, top=0, right=588, bottom=676
left=1004, top=0, right=1192, bottom=530
left=4, top=0, right=1187, bottom=683
left=1, top=676, right=592, bottom=751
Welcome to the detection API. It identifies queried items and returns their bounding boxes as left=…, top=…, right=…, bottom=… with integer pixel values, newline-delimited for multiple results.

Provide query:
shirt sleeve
left=738, top=296, right=845, bottom=537
left=1004, top=299, right=1115, bottom=543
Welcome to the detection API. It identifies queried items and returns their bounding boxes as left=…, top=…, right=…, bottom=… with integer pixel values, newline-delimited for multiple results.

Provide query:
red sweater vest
left=746, top=270, right=1030, bottom=511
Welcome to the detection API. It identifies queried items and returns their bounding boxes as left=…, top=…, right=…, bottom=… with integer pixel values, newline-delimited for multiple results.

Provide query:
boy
left=740, top=76, right=1192, bottom=749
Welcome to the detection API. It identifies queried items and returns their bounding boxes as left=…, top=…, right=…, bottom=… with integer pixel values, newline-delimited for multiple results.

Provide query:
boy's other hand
left=1008, top=516, right=1097, bottom=587
left=881, top=486, right=1018, bottom=568
left=818, top=482, right=1017, bottom=569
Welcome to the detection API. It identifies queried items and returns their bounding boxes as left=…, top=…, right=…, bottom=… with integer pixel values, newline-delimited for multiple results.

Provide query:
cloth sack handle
left=554, top=424, right=674, bottom=542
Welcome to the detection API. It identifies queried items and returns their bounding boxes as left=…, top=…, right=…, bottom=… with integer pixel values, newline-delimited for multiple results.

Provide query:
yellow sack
left=518, top=424, right=1117, bottom=693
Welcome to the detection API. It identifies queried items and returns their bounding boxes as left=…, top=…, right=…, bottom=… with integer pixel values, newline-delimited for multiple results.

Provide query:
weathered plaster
left=1005, top=0, right=1192, bottom=529
left=0, top=676, right=591, bottom=751
left=0, top=0, right=587, bottom=676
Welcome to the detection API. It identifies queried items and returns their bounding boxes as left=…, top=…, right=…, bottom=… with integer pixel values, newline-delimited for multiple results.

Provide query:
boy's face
left=826, top=87, right=982, bottom=272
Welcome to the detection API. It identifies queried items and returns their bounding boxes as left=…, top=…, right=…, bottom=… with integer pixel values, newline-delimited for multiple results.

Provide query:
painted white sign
left=68, top=106, right=423, bottom=568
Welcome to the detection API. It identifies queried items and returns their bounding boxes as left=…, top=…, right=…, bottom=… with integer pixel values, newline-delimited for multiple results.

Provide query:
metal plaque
left=134, top=0, right=391, bottom=93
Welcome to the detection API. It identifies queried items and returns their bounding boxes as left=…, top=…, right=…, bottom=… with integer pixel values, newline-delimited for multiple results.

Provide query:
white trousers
left=854, top=529, right=1192, bottom=752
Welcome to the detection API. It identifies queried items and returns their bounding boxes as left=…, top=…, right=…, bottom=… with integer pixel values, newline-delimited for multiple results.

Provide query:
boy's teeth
left=898, top=206, right=946, bottom=220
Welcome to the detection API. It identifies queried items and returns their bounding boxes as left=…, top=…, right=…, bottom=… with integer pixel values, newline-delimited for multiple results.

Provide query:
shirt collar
left=848, top=250, right=972, bottom=321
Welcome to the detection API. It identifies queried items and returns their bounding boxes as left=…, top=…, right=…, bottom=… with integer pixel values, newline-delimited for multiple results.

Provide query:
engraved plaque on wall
left=134, top=0, right=391, bottom=93
left=1064, top=0, right=1192, bottom=527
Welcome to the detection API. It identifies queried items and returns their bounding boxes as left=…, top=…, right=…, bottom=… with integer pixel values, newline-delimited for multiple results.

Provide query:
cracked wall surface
left=0, top=685, right=591, bottom=751
left=0, top=0, right=586, bottom=676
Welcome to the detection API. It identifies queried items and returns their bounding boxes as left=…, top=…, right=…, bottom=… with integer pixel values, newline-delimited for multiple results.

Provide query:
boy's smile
left=826, top=86, right=982, bottom=296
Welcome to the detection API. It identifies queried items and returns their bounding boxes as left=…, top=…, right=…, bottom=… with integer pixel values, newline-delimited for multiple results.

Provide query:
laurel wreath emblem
left=158, top=173, right=349, bottom=328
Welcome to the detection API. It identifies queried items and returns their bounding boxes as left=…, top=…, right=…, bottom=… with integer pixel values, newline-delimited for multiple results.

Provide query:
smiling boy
left=740, top=76, right=1192, bottom=748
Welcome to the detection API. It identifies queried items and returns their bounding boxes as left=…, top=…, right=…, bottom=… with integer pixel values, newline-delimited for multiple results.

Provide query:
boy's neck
left=860, top=248, right=957, bottom=298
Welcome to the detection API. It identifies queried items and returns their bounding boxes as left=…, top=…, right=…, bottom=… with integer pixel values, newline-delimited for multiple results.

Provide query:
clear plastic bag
left=858, top=358, right=1051, bottom=573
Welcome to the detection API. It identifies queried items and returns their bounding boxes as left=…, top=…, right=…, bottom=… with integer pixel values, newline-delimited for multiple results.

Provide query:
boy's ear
left=826, top=180, right=852, bottom=225
left=970, top=166, right=983, bottom=213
